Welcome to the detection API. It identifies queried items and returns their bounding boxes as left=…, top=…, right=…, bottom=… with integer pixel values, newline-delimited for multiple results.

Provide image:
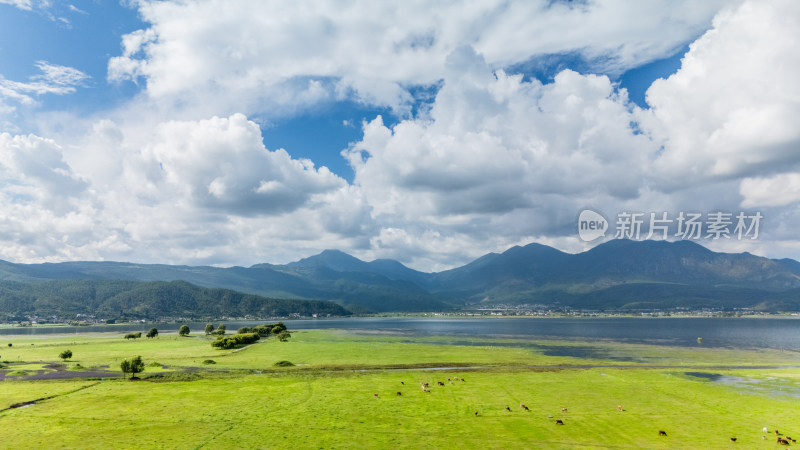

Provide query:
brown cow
left=561, top=407, right=568, bottom=413
left=396, top=391, right=402, bottom=396
left=520, top=403, right=529, bottom=411
left=730, top=437, right=737, bottom=442
left=373, top=393, right=379, bottom=397
left=617, top=404, right=623, bottom=411
left=778, top=438, right=789, bottom=445
left=658, top=430, right=667, bottom=436
left=437, top=381, right=445, bottom=386
left=555, top=419, right=564, bottom=425
left=505, top=406, right=511, bottom=412
left=474, top=411, right=478, bottom=416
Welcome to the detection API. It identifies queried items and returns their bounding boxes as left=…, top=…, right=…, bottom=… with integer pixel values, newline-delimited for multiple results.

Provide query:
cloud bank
left=1, top=0, right=799, bottom=271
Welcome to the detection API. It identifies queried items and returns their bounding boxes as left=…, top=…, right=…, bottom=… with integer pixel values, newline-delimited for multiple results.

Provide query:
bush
left=124, top=332, right=142, bottom=340
left=143, top=372, right=200, bottom=382
left=274, top=360, right=294, bottom=367
left=202, top=359, right=216, bottom=364
left=254, top=324, right=273, bottom=336
left=59, top=349, right=73, bottom=361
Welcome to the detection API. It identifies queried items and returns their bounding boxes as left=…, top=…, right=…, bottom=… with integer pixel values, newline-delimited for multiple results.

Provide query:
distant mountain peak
left=288, top=249, right=366, bottom=270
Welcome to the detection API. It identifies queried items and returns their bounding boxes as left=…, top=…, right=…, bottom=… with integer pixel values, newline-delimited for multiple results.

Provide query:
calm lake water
left=2, top=317, right=798, bottom=350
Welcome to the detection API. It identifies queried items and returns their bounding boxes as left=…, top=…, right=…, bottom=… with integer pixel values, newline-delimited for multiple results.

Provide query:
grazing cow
left=730, top=437, right=737, bottom=442
left=561, top=408, right=568, bottom=413
left=505, top=406, right=511, bottom=412
left=617, top=404, right=623, bottom=411
left=776, top=429, right=780, bottom=435
left=778, top=438, right=789, bottom=445
left=658, top=430, right=667, bottom=436
left=764, top=427, right=769, bottom=433
left=373, top=393, right=379, bottom=397
left=396, top=392, right=402, bottom=396
left=400, top=381, right=404, bottom=385
left=437, top=381, right=445, bottom=386
left=763, top=435, right=766, bottom=440
left=555, top=419, right=564, bottom=425
left=474, top=411, right=478, bottom=416
left=520, top=404, right=529, bottom=411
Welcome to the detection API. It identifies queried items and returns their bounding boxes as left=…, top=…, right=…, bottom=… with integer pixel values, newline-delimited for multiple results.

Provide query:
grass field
left=1, top=328, right=799, bottom=448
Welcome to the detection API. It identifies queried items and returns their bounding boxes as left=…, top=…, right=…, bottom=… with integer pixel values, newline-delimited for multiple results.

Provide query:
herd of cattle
left=371, top=377, right=795, bottom=446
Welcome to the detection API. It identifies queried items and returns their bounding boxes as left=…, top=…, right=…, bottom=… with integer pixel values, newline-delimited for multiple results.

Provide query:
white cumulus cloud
left=107, top=0, right=730, bottom=117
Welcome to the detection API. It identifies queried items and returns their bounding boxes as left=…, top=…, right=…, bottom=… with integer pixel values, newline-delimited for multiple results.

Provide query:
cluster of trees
left=211, top=332, right=260, bottom=349
left=237, top=321, right=286, bottom=336
left=204, top=323, right=226, bottom=335
left=120, top=355, right=145, bottom=379
left=125, top=329, right=159, bottom=339
left=211, top=321, right=290, bottom=349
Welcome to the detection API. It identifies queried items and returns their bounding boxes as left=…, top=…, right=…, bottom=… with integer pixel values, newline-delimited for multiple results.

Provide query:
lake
left=1, top=317, right=798, bottom=350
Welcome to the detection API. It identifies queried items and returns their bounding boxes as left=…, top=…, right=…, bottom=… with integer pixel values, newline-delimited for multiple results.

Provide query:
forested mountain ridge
left=0, top=279, right=350, bottom=322
left=1, top=240, right=799, bottom=314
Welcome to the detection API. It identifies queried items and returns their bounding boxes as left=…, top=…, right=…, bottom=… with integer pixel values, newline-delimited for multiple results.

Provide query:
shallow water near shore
left=6, top=316, right=798, bottom=350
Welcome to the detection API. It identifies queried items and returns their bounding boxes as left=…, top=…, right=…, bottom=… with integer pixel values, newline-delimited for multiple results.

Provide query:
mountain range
left=2, top=239, right=800, bottom=317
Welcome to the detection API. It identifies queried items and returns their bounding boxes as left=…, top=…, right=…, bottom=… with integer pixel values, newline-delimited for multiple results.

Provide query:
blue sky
left=0, top=0, right=798, bottom=271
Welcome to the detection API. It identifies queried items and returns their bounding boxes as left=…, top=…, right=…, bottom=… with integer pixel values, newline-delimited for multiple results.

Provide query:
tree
left=205, top=323, right=214, bottom=335
left=59, top=349, right=73, bottom=361
left=216, top=324, right=226, bottom=335
left=179, top=325, right=190, bottom=336
left=124, top=332, right=142, bottom=340
left=146, top=328, right=158, bottom=339
left=277, top=331, right=291, bottom=342
left=120, top=359, right=130, bottom=377
left=120, top=355, right=145, bottom=379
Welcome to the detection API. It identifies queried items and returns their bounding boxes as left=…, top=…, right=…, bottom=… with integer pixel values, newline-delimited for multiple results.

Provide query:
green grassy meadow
left=1, top=329, right=799, bottom=448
